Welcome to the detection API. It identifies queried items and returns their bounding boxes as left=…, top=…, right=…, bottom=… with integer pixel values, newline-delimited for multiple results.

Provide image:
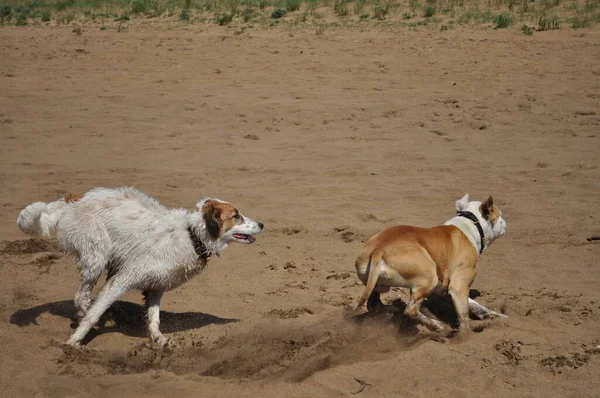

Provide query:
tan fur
left=204, top=200, right=244, bottom=238
left=354, top=197, right=506, bottom=334
left=64, top=193, right=84, bottom=203
left=357, top=225, right=478, bottom=293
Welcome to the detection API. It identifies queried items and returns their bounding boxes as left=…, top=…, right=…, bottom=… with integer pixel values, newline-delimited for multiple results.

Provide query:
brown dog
left=354, top=194, right=507, bottom=332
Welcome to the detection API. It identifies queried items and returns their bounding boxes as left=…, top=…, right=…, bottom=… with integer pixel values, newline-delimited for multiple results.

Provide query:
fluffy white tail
left=17, top=200, right=67, bottom=239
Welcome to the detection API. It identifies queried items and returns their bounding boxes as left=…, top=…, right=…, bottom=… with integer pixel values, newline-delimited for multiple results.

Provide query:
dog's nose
left=258, top=222, right=264, bottom=230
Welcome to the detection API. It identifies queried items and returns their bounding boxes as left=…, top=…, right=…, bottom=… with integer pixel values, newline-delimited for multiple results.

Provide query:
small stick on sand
left=351, top=378, right=372, bottom=395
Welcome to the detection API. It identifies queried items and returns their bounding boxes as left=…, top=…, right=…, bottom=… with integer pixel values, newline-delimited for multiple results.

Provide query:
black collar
left=187, top=226, right=211, bottom=261
left=457, top=211, right=486, bottom=254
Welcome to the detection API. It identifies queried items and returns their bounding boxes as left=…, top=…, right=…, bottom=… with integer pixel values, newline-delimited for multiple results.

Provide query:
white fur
left=445, top=193, right=507, bottom=254
left=17, top=187, right=263, bottom=346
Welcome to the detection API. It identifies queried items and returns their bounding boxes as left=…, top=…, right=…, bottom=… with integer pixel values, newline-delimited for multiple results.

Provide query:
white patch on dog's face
left=491, top=213, right=507, bottom=240
left=198, top=198, right=263, bottom=245
left=221, top=214, right=263, bottom=244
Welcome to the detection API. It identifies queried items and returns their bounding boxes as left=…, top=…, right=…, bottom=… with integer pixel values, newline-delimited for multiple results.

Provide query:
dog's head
left=455, top=194, right=506, bottom=248
left=197, top=198, right=263, bottom=245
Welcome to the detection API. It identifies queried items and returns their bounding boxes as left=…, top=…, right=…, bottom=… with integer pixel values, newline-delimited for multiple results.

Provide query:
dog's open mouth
left=233, top=233, right=256, bottom=243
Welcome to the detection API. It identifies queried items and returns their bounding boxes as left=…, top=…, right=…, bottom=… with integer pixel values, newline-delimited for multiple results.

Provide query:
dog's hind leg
left=405, top=285, right=444, bottom=332
left=367, top=291, right=384, bottom=313
left=143, top=291, right=167, bottom=346
left=67, top=276, right=128, bottom=346
left=404, top=263, right=444, bottom=332
left=354, top=250, right=384, bottom=311
left=74, top=253, right=107, bottom=319
left=468, top=298, right=507, bottom=320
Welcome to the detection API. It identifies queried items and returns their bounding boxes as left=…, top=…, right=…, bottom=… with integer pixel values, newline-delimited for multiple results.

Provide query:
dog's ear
left=200, top=199, right=222, bottom=239
left=480, top=196, right=494, bottom=219
left=456, top=194, right=469, bottom=212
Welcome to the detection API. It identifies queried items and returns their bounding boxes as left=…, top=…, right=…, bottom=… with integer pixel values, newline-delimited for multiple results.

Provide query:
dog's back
left=55, top=187, right=188, bottom=256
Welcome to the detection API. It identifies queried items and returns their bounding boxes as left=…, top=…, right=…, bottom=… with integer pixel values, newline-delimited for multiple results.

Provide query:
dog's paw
left=151, top=334, right=169, bottom=347
left=66, top=338, right=81, bottom=347
left=442, top=327, right=459, bottom=338
left=352, top=304, right=364, bottom=312
left=486, top=311, right=508, bottom=319
left=471, top=313, right=485, bottom=320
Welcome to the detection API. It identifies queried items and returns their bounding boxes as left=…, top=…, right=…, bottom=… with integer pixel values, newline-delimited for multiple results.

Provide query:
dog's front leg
left=449, top=285, right=470, bottom=330
left=143, top=291, right=167, bottom=346
left=468, top=298, right=507, bottom=320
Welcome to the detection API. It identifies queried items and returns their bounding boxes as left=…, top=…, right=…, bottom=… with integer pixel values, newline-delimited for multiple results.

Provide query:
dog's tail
left=17, top=198, right=70, bottom=239
left=354, top=249, right=384, bottom=311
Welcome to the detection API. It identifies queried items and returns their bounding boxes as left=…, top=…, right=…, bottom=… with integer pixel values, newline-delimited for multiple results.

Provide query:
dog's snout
left=258, top=222, right=264, bottom=230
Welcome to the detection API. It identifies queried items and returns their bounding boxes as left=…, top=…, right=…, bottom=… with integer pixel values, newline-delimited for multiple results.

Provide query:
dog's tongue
left=234, top=234, right=255, bottom=243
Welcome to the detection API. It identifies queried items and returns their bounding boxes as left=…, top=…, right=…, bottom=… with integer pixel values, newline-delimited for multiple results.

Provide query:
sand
left=1, top=22, right=599, bottom=397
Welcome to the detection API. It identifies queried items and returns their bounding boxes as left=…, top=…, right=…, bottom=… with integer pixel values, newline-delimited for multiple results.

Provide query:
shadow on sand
left=10, top=299, right=239, bottom=344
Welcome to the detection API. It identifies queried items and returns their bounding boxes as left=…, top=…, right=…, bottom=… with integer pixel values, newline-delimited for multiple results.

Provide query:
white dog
left=17, top=187, right=263, bottom=346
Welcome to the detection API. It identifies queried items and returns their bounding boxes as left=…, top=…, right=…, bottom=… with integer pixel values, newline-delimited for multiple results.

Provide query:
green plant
left=180, top=0, right=191, bottom=19
left=131, top=0, right=147, bottom=14
left=225, top=0, right=238, bottom=15
left=15, top=8, right=29, bottom=25
left=402, top=12, right=412, bottom=18
left=215, top=12, right=234, bottom=24
left=541, top=0, right=560, bottom=8
left=373, top=3, right=389, bottom=19
left=241, top=7, right=254, bottom=21
left=315, top=23, right=325, bottom=34
left=423, top=5, right=435, bottom=17
left=520, top=23, right=533, bottom=34
left=492, top=12, right=513, bottom=28
left=41, top=9, right=51, bottom=22
left=285, top=0, right=301, bottom=11
left=0, top=4, right=12, bottom=23
left=359, top=12, right=369, bottom=18
left=569, top=16, right=592, bottom=28
left=538, top=15, right=559, bottom=30
left=114, top=14, right=130, bottom=21
left=440, top=23, right=448, bottom=30
left=354, top=0, right=365, bottom=14
left=55, top=0, right=75, bottom=12
left=334, top=0, right=349, bottom=16
left=271, top=8, right=286, bottom=18
left=26, top=0, right=42, bottom=8
left=583, top=0, right=598, bottom=13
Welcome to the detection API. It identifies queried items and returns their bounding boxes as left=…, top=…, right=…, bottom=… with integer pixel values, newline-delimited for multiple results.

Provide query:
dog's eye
left=233, top=214, right=241, bottom=220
